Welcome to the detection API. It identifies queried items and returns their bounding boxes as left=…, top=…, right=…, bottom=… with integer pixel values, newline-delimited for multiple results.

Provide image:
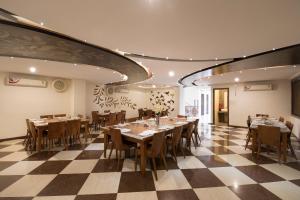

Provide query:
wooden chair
left=66, top=119, right=81, bottom=145
left=23, top=119, right=31, bottom=149
left=285, top=121, right=296, bottom=158
left=121, top=110, right=126, bottom=124
left=27, top=121, right=38, bottom=152
left=245, top=117, right=252, bottom=150
left=145, top=109, right=154, bottom=119
left=181, top=122, right=195, bottom=154
left=40, top=114, right=53, bottom=119
left=192, top=119, right=201, bottom=148
left=108, top=129, right=136, bottom=169
left=138, top=109, right=144, bottom=120
left=166, top=126, right=184, bottom=162
left=177, top=115, right=187, bottom=119
left=54, top=114, right=66, bottom=117
left=279, top=116, right=285, bottom=122
left=135, top=131, right=168, bottom=180
left=116, top=112, right=123, bottom=124
left=256, top=114, right=269, bottom=118
left=104, top=110, right=110, bottom=113
left=47, top=121, right=67, bottom=150
left=107, top=113, right=117, bottom=126
left=257, top=125, right=281, bottom=162
left=91, top=111, right=100, bottom=131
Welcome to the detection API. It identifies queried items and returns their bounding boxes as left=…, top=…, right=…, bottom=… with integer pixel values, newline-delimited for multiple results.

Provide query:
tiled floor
left=0, top=124, right=300, bottom=200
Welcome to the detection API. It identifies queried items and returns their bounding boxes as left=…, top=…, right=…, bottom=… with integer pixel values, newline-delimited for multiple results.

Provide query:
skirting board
left=0, top=136, right=25, bottom=142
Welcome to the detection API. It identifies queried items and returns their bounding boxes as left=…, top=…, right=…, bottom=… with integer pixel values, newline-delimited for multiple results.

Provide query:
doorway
left=213, top=88, right=229, bottom=125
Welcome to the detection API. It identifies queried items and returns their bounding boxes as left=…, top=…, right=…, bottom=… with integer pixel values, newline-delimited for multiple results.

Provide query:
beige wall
left=0, top=72, right=72, bottom=139
left=212, top=80, right=291, bottom=127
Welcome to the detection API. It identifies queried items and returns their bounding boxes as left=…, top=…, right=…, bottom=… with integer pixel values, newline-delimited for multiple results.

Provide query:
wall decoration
left=93, top=85, right=137, bottom=110
left=149, top=90, right=175, bottom=112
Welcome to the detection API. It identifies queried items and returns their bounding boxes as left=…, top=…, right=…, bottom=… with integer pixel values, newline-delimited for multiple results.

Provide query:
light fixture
left=293, top=65, right=297, bottom=68
left=10, top=56, right=14, bottom=59
left=243, top=55, right=247, bottom=58
left=73, top=63, right=77, bottom=66
left=168, top=71, right=175, bottom=77
left=40, top=22, right=44, bottom=26
left=234, top=77, right=240, bottom=82
left=29, top=66, right=36, bottom=73
left=272, top=48, right=276, bottom=51
left=166, top=57, right=169, bottom=60
left=96, top=67, right=100, bottom=70
left=84, top=40, right=87, bottom=42
left=239, top=71, right=243, bottom=74
left=215, top=58, right=218, bottom=60
left=189, top=58, right=193, bottom=61
left=152, top=84, right=156, bottom=88
left=121, top=74, right=128, bottom=81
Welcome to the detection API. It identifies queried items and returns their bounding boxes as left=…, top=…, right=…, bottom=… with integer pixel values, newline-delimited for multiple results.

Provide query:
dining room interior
left=0, top=1, right=300, bottom=200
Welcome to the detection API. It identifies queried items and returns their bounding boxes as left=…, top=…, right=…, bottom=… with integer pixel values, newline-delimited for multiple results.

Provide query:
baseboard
left=0, top=136, right=25, bottom=142
left=229, top=124, right=248, bottom=129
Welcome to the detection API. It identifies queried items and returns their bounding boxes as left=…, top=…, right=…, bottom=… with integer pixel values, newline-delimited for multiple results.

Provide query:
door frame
left=212, top=88, right=229, bottom=125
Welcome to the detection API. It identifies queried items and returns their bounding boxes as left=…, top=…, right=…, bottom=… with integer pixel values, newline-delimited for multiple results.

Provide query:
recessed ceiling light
left=84, top=40, right=87, bottom=42
left=10, top=56, right=14, bottom=59
left=29, top=66, right=36, bottom=73
left=152, top=84, right=156, bottom=88
left=239, top=71, right=243, bottom=74
left=243, top=55, right=247, bottom=58
left=215, top=63, right=217, bottom=66
left=234, top=77, right=240, bottom=82
left=96, top=67, right=100, bottom=70
left=166, top=57, right=169, bottom=60
left=272, top=48, right=276, bottom=50
left=73, top=63, right=77, bottom=66
left=40, top=22, right=44, bottom=26
left=215, top=58, right=218, bottom=60
left=293, top=65, right=297, bottom=68
left=168, top=71, right=175, bottom=77
left=189, top=58, right=193, bottom=61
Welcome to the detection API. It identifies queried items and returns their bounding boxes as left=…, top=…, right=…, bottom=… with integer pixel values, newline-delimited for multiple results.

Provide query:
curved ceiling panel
left=179, top=44, right=300, bottom=86
left=0, top=9, right=151, bottom=85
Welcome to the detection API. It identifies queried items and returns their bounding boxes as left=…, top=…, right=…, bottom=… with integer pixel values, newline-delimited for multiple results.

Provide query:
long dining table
left=31, top=117, right=90, bottom=151
left=101, top=116, right=195, bottom=175
left=250, top=117, right=290, bottom=162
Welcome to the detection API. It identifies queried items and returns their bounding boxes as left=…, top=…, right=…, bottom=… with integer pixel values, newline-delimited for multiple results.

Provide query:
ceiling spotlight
left=152, top=84, right=156, bottom=88
left=243, top=55, right=247, bottom=58
left=189, top=58, right=193, bottom=61
left=96, top=67, right=100, bottom=70
left=142, top=53, right=144, bottom=56
left=121, top=74, right=128, bottom=81
left=168, top=71, right=175, bottom=77
left=84, top=40, right=87, bottom=42
left=234, top=77, right=240, bottom=82
left=215, top=64, right=217, bottom=66
left=293, top=65, right=297, bottom=68
left=40, top=22, right=44, bottom=26
left=73, top=63, right=77, bottom=66
left=239, top=71, right=243, bottom=74
left=29, top=66, right=36, bottom=73
left=215, top=58, right=218, bottom=60
left=166, top=57, right=169, bottom=60
left=10, top=56, right=14, bottom=59
left=272, top=48, right=276, bottom=51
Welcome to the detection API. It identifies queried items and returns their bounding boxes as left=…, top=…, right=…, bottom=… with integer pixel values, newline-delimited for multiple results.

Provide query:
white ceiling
left=1, top=0, right=300, bottom=85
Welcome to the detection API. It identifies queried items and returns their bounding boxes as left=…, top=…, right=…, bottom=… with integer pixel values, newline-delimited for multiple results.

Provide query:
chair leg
left=288, top=140, right=297, bottom=159
left=278, top=145, right=281, bottom=164
left=172, top=145, right=177, bottom=162
left=197, top=133, right=201, bottom=144
left=151, top=157, right=158, bottom=181
left=180, top=140, right=185, bottom=158
left=117, top=150, right=121, bottom=169
left=256, top=142, right=261, bottom=160
left=245, top=134, right=251, bottom=150
left=134, top=150, right=138, bottom=171
left=108, top=143, right=114, bottom=159
left=191, top=135, right=196, bottom=150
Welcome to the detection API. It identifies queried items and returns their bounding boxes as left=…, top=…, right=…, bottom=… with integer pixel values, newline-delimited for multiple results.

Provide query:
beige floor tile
left=191, top=147, right=215, bottom=156
left=225, top=146, right=252, bottom=154
left=0, top=175, right=56, bottom=197
left=261, top=181, right=300, bottom=200
left=117, top=191, right=158, bottom=200
left=154, top=169, right=191, bottom=191
left=218, top=154, right=255, bottom=166
left=78, top=172, right=121, bottom=194
left=177, top=156, right=206, bottom=169
left=0, top=144, right=25, bottom=152
left=60, top=159, right=98, bottom=174
left=49, top=151, right=82, bottom=161
left=85, top=143, right=104, bottom=150
left=0, top=151, right=33, bottom=161
left=260, top=164, right=300, bottom=180
left=33, top=196, right=76, bottom=200
left=194, top=186, right=240, bottom=200
left=209, top=167, right=256, bottom=186
left=230, top=140, right=247, bottom=146
left=0, top=161, right=44, bottom=175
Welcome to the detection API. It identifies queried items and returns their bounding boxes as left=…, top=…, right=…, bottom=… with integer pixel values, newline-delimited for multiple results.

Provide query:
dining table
left=31, top=117, right=90, bottom=151
left=101, top=116, right=195, bottom=175
left=250, top=117, right=290, bottom=162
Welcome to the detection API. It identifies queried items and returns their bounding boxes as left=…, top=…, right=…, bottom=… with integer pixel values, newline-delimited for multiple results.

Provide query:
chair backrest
left=247, top=119, right=251, bottom=128
left=110, top=128, right=124, bottom=150
left=104, top=110, right=110, bottom=113
left=257, top=125, right=281, bottom=146
left=138, top=109, right=144, bottom=119
left=172, top=126, right=183, bottom=146
left=177, top=115, right=187, bottom=119
left=151, top=131, right=166, bottom=157
left=256, top=114, right=269, bottom=118
left=40, top=114, right=53, bottom=119
left=91, top=111, right=99, bottom=123
left=185, top=122, right=195, bottom=139
left=116, top=112, right=123, bottom=124
left=285, top=121, right=294, bottom=132
left=108, top=113, right=117, bottom=126
left=121, top=110, right=126, bottom=123
left=54, top=114, right=66, bottom=117
left=66, top=119, right=81, bottom=136
left=279, top=116, right=285, bottom=122
left=28, top=121, right=37, bottom=138
left=146, top=110, right=153, bottom=118
left=77, top=114, right=84, bottom=118
left=48, top=121, right=66, bottom=139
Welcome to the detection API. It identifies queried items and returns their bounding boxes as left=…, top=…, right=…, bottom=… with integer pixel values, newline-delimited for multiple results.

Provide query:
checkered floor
left=0, top=124, right=300, bottom=200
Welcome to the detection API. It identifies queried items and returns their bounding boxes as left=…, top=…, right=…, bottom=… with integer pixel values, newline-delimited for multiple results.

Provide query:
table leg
left=252, top=130, right=257, bottom=156
left=140, top=141, right=146, bottom=176
left=282, top=133, right=287, bottom=162
left=37, top=129, right=41, bottom=152
left=84, top=122, right=88, bottom=143
left=104, top=133, right=108, bottom=158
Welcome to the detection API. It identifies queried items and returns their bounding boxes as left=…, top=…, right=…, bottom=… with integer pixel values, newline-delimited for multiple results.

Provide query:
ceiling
left=0, top=0, right=300, bottom=85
